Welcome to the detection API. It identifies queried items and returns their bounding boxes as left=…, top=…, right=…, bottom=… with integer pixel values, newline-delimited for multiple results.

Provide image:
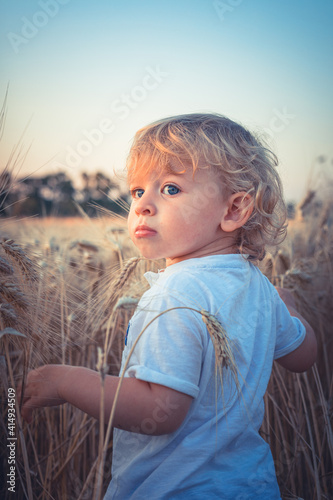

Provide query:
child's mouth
left=134, top=225, right=157, bottom=238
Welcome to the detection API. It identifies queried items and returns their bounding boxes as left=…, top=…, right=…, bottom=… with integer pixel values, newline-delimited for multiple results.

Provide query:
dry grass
left=0, top=188, right=332, bottom=499
left=259, top=187, right=333, bottom=499
left=0, top=215, right=160, bottom=499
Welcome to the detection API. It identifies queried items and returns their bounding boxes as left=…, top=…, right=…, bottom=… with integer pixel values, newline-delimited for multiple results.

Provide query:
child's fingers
left=17, top=378, right=35, bottom=423
left=20, top=397, right=32, bottom=423
left=20, top=383, right=46, bottom=423
left=16, top=370, right=41, bottom=423
left=23, top=400, right=37, bottom=424
left=16, top=381, right=22, bottom=403
left=16, top=380, right=31, bottom=418
left=16, top=365, right=67, bottom=424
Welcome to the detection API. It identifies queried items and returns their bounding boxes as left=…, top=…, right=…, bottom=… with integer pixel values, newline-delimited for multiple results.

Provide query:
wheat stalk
left=201, top=309, right=239, bottom=392
left=0, top=255, right=14, bottom=275
left=0, top=278, right=29, bottom=310
left=0, top=301, right=18, bottom=327
left=100, top=257, right=141, bottom=354
left=112, top=257, right=141, bottom=292
left=1, top=239, right=39, bottom=282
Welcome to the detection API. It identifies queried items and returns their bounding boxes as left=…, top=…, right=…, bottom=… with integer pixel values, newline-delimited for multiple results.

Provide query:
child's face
left=128, top=165, right=236, bottom=266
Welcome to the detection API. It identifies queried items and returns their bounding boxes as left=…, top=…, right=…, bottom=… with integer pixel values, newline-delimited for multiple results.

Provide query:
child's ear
left=220, top=192, right=254, bottom=232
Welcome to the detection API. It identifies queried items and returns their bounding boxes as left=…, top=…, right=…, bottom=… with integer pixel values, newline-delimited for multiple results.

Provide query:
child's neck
left=166, top=239, right=237, bottom=267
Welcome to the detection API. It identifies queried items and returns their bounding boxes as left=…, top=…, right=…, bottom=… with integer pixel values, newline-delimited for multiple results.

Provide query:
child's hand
left=275, top=286, right=297, bottom=310
left=17, top=365, right=68, bottom=424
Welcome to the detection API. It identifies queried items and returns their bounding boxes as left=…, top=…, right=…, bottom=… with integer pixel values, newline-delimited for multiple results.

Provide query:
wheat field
left=0, top=188, right=332, bottom=499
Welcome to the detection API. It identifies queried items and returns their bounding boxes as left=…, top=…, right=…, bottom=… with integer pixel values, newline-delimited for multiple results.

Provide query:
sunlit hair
left=127, top=113, right=287, bottom=262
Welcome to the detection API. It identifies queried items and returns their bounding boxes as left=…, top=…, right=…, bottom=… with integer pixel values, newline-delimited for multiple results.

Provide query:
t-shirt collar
left=144, top=254, right=246, bottom=287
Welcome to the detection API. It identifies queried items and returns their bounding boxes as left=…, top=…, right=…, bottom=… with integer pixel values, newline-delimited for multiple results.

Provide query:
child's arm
left=18, top=365, right=193, bottom=435
left=274, top=287, right=317, bottom=373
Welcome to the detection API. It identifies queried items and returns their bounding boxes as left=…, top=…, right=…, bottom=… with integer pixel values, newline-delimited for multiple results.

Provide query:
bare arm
left=275, top=287, right=317, bottom=373
left=18, top=365, right=193, bottom=435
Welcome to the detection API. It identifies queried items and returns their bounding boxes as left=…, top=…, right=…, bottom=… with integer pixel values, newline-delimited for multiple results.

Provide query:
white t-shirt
left=105, top=255, right=305, bottom=499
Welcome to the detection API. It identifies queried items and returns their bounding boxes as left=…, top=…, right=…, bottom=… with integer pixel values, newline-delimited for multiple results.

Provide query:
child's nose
left=134, top=193, right=156, bottom=216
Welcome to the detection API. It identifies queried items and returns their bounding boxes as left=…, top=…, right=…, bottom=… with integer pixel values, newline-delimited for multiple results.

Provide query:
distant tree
left=8, top=173, right=76, bottom=217
left=76, top=171, right=127, bottom=217
left=286, top=202, right=296, bottom=219
left=1, top=171, right=128, bottom=218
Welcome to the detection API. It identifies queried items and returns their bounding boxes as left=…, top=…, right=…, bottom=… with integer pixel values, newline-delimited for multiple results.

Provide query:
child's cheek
left=127, top=210, right=135, bottom=237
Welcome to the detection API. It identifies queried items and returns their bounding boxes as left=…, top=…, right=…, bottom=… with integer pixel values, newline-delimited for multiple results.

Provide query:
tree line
left=0, top=170, right=129, bottom=218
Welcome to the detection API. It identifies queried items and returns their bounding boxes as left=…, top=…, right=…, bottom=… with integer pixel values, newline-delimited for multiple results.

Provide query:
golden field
left=0, top=194, right=332, bottom=499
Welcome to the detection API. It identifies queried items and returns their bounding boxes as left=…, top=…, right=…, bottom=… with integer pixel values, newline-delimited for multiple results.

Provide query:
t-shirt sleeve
left=121, top=285, right=207, bottom=399
left=273, top=292, right=306, bottom=360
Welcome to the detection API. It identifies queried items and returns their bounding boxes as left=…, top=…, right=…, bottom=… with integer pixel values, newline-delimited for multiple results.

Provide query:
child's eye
left=162, top=184, right=180, bottom=196
left=131, top=188, right=144, bottom=199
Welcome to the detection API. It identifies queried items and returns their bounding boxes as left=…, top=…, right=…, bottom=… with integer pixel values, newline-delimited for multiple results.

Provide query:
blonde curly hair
left=127, top=113, right=287, bottom=262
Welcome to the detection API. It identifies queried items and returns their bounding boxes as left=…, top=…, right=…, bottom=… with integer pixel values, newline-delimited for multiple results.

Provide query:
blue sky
left=1, top=0, right=332, bottom=201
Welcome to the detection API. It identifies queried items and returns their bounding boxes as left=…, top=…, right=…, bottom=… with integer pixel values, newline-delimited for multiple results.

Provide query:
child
left=19, top=113, right=317, bottom=499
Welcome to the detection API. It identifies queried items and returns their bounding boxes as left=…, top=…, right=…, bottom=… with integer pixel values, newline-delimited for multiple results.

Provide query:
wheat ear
left=1, top=239, right=38, bottom=281
left=0, top=255, right=14, bottom=275
left=102, top=257, right=141, bottom=349
left=0, top=278, right=28, bottom=310
left=201, top=310, right=239, bottom=388
left=112, top=257, right=141, bottom=292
